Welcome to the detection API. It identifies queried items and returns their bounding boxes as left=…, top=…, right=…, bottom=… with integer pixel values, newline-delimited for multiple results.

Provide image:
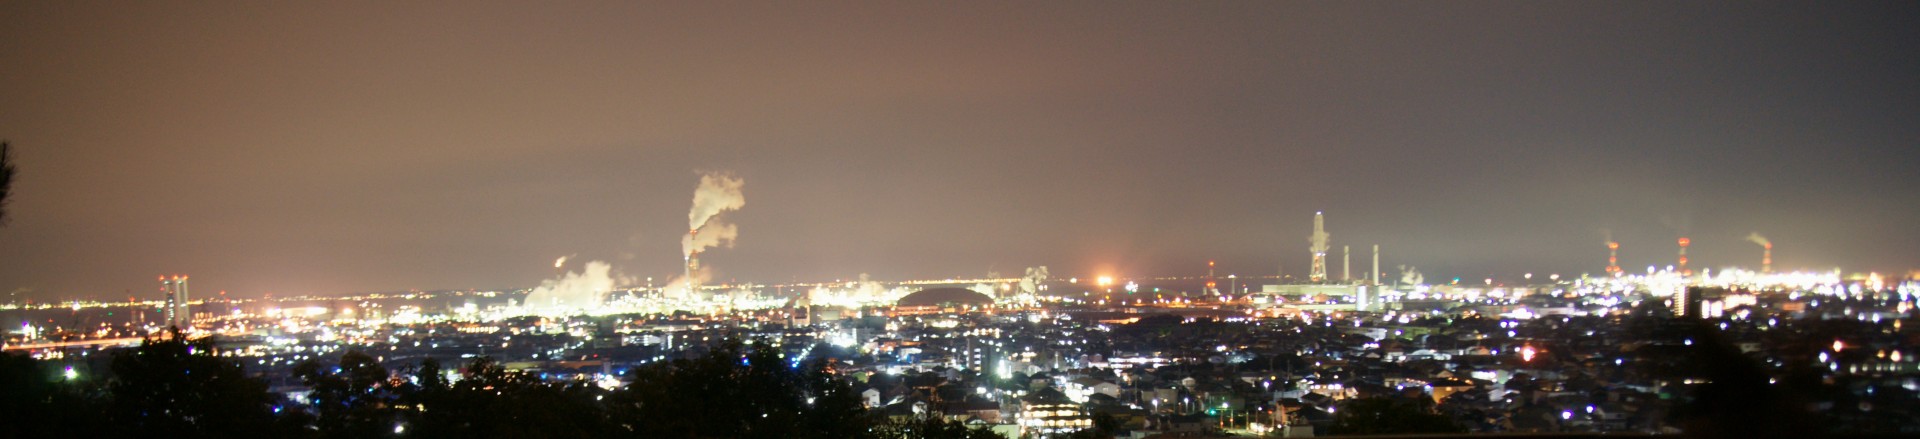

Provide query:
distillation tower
left=1308, top=212, right=1329, bottom=282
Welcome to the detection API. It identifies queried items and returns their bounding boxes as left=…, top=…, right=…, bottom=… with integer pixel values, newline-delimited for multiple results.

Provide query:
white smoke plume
left=723, top=287, right=755, bottom=303
left=681, top=219, right=739, bottom=256
left=808, top=274, right=898, bottom=306
left=1398, top=265, right=1424, bottom=286
left=1019, top=266, right=1050, bottom=295
left=525, top=260, right=616, bottom=311
left=1746, top=232, right=1771, bottom=248
left=806, top=285, right=829, bottom=304
left=687, top=171, right=745, bottom=234
left=970, top=283, right=998, bottom=299
left=852, top=273, right=887, bottom=300
left=670, top=171, right=746, bottom=298
left=662, top=267, right=712, bottom=300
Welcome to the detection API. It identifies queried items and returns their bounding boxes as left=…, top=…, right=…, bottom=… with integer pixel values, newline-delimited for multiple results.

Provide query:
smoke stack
left=1371, top=245, right=1379, bottom=286
left=1762, top=243, right=1771, bottom=274
left=680, top=172, right=745, bottom=299
left=1677, top=237, right=1691, bottom=276
left=1606, top=242, right=1620, bottom=275
left=1206, top=260, right=1217, bottom=293
left=1747, top=232, right=1772, bottom=273
left=685, top=229, right=700, bottom=296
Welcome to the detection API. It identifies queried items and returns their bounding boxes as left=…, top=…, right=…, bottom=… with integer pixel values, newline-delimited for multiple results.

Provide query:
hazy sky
left=2, top=1, right=1916, bottom=301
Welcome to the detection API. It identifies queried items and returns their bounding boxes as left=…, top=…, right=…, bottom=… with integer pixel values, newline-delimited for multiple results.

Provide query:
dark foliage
left=105, top=330, right=302, bottom=438
left=1327, top=397, right=1466, bottom=436
left=1061, top=411, right=1120, bottom=439
left=295, top=350, right=405, bottom=438
left=3, top=334, right=1076, bottom=439
left=0, top=352, right=105, bottom=437
left=610, top=338, right=867, bottom=438
left=0, top=141, right=13, bottom=225
left=407, top=356, right=613, bottom=438
left=872, top=415, right=1003, bottom=439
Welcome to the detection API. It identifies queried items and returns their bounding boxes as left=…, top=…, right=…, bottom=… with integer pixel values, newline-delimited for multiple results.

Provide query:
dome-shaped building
left=894, top=287, right=993, bottom=315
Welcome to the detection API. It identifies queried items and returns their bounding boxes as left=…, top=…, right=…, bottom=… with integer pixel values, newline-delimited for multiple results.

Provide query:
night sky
left=2, top=2, right=1916, bottom=301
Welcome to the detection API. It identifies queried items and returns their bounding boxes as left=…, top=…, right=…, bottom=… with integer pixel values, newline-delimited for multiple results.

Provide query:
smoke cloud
left=681, top=219, right=739, bottom=256
left=524, top=260, right=615, bottom=311
left=806, top=273, right=898, bottom=306
left=1019, top=266, right=1050, bottom=295
left=518, top=171, right=749, bottom=311
left=970, top=283, right=998, bottom=298
left=851, top=273, right=887, bottom=299
left=1398, top=265, right=1424, bottom=286
left=662, top=267, right=713, bottom=300
left=688, top=171, right=745, bottom=232
left=1746, top=232, right=1771, bottom=248
left=668, top=171, right=747, bottom=298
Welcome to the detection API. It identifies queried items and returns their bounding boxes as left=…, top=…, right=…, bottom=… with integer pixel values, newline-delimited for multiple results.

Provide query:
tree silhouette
left=609, top=337, right=920, bottom=439
left=872, top=415, right=1002, bottom=439
left=614, top=338, right=806, bottom=438
left=106, top=331, right=300, bottom=438
left=1063, top=411, right=1121, bottom=439
left=294, top=350, right=401, bottom=438
left=9, top=334, right=1034, bottom=438
left=0, top=352, right=107, bottom=437
left=801, top=358, right=873, bottom=439
left=415, top=357, right=448, bottom=392
left=403, top=356, right=612, bottom=438
left=1327, top=397, right=1464, bottom=435
left=1, top=141, right=14, bottom=225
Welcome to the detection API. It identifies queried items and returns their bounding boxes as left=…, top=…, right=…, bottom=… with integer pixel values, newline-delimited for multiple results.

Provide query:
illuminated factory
left=160, top=275, right=190, bottom=329
left=1255, top=212, right=1381, bottom=311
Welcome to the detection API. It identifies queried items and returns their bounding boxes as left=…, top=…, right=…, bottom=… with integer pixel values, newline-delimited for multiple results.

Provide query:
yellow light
left=1096, top=276, right=1113, bottom=287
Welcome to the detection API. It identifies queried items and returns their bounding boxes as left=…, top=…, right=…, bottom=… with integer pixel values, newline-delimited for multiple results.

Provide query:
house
left=941, top=398, right=1004, bottom=424
left=1019, top=387, right=1092, bottom=436
left=1429, top=377, right=1476, bottom=403
left=1067, top=376, right=1121, bottom=401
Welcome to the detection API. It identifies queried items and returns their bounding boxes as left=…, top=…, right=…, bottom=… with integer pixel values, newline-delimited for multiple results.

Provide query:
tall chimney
left=1309, top=212, right=1329, bottom=282
left=1677, top=237, right=1691, bottom=276
left=1607, top=242, right=1620, bottom=275
left=685, top=229, right=701, bottom=298
left=1762, top=243, right=1772, bottom=274
left=1371, top=245, right=1380, bottom=286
